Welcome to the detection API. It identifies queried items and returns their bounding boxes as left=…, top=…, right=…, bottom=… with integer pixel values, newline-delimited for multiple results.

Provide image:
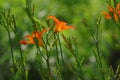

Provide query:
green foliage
left=0, top=0, right=120, bottom=80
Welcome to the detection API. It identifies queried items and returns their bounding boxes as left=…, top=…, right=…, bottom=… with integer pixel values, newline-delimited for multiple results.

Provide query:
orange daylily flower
left=48, top=16, right=75, bottom=33
left=20, top=28, right=48, bottom=47
left=101, top=3, right=120, bottom=22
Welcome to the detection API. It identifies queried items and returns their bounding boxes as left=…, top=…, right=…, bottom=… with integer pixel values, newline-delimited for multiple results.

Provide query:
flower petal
left=114, top=13, right=119, bottom=21
left=48, top=16, right=60, bottom=24
left=62, top=26, right=75, bottom=31
left=101, top=12, right=111, bottom=19
left=108, top=6, right=114, bottom=12
left=25, top=35, right=35, bottom=44
left=20, top=40, right=28, bottom=45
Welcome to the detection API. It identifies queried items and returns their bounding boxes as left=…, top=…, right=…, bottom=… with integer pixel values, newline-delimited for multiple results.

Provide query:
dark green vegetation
left=0, top=0, right=120, bottom=80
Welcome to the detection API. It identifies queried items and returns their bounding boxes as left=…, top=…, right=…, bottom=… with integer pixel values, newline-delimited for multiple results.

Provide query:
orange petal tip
left=20, top=40, right=27, bottom=45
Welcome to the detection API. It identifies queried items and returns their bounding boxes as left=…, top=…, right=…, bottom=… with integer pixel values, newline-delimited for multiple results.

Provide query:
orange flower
left=48, top=16, right=75, bottom=33
left=101, top=12, right=111, bottom=19
left=101, top=3, right=120, bottom=22
left=20, top=28, right=47, bottom=47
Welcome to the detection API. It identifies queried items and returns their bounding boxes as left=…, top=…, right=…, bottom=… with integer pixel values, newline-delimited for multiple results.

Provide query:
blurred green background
left=0, top=0, right=119, bottom=80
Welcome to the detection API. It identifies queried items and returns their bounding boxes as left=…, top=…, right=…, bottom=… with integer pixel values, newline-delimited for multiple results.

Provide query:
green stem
left=113, top=0, right=116, bottom=7
left=57, top=34, right=67, bottom=80
left=45, top=32, right=53, bottom=80
left=53, top=34, right=64, bottom=80
left=77, top=59, right=84, bottom=80
left=6, top=28, right=15, bottom=68
left=16, top=21, right=27, bottom=80
left=53, top=34, right=60, bottom=65
left=46, top=58, right=52, bottom=80
left=95, top=24, right=105, bottom=80
left=12, top=19, right=27, bottom=80
left=57, top=34, right=65, bottom=68
left=73, top=41, right=85, bottom=80
left=36, top=45, right=46, bottom=60
left=18, top=37, right=27, bottom=80
left=36, top=50, right=44, bottom=80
